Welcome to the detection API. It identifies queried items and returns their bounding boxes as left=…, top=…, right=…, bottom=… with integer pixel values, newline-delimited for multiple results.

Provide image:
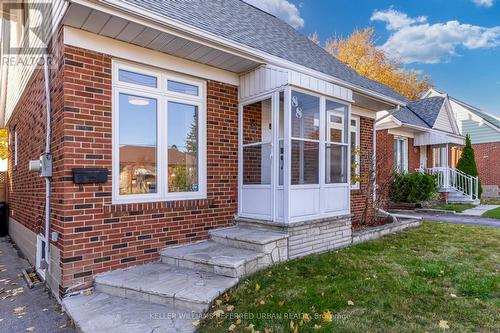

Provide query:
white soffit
left=63, top=3, right=260, bottom=75
left=63, top=27, right=240, bottom=86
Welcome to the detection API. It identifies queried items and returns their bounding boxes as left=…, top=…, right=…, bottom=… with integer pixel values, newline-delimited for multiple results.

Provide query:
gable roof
left=425, top=88, right=500, bottom=131
left=392, top=106, right=430, bottom=128
left=406, top=97, right=446, bottom=127
left=122, top=0, right=408, bottom=103
left=391, top=96, right=446, bottom=129
left=448, top=96, right=500, bottom=131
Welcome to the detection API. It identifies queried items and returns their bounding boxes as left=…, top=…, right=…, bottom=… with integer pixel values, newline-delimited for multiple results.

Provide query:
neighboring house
left=0, top=0, right=418, bottom=330
left=375, top=96, right=479, bottom=203
left=425, top=89, right=500, bottom=198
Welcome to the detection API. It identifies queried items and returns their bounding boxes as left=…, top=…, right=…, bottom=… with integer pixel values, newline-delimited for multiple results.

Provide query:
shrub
left=456, top=134, right=482, bottom=198
left=391, top=172, right=438, bottom=203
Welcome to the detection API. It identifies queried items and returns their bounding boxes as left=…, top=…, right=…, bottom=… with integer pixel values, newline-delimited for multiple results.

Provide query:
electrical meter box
left=40, top=153, right=52, bottom=177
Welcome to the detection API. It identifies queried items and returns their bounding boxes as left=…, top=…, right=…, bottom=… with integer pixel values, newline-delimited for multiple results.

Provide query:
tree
left=0, top=128, right=7, bottom=160
left=322, top=28, right=432, bottom=100
left=456, top=134, right=482, bottom=198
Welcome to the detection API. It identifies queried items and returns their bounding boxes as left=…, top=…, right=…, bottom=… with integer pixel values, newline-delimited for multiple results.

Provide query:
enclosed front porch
left=238, top=67, right=355, bottom=224
left=413, top=132, right=479, bottom=203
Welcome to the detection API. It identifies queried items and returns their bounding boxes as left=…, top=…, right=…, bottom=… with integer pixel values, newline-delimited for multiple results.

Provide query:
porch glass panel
left=239, top=87, right=351, bottom=223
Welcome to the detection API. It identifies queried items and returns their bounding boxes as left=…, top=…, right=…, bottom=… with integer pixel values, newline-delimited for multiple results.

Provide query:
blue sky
left=246, top=0, right=500, bottom=116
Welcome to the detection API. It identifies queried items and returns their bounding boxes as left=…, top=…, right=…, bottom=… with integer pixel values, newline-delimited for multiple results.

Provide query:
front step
left=160, top=240, right=269, bottom=278
left=94, top=263, right=238, bottom=312
left=447, top=191, right=480, bottom=204
left=63, top=291, right=198, bottom=333
left=209, top=226, right=288, bottom=258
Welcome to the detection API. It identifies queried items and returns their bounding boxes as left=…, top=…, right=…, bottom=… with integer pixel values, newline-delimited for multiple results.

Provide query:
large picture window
left=113, top=61, right=206, bottom=203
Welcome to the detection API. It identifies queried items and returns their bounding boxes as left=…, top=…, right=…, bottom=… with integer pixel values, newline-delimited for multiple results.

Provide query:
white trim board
left=388, top=128, right=415, bottom=138
left=63, top=26, right=240, bottom=86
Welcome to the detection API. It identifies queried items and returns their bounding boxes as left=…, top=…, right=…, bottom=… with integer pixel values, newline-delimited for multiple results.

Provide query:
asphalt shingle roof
left=391, top=96, right=446, bottom=129
left=392, top=107, right=430, bottom=128
left=123, top=0, right=408, bottom=102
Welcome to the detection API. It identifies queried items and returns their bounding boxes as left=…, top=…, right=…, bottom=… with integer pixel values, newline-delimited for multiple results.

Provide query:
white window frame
left=325, top=99, right=349, bottom=185
left=112, top=60, right=206, bottom=204
left=350, top=115, right=360, bottom=189
left=394, top=136, right=408, bottom=172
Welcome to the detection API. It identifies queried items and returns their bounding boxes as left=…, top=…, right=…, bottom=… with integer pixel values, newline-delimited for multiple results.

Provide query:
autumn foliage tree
left=0, top=128, right=7, bottom=160
left=320, top=28, right=432, bottom=100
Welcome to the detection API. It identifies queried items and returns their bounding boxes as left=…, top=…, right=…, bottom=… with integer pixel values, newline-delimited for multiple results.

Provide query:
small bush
left=391, top=172, right=438, bottom=203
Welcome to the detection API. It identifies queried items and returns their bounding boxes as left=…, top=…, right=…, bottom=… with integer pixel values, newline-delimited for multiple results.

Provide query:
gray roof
left=123, top=0, right=408, bottom=102
left=392, top=96, right=446, bottom=128
left=392, top=107, right=430, bottom=128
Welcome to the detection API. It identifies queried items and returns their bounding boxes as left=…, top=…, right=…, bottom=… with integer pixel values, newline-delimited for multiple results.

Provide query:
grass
left=198, top=222, right=500, bottom=333
left=482, top=207, right=500, bottom=219
left=482, top=199, right=500, bottom=205
left=432, top=203, right=475, bottom=212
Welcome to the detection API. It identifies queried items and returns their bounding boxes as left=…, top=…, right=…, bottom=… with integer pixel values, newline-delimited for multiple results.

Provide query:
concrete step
left=209, top=226, right=288, bottom=255
left=94, top=263, right=238, bottom=312
left=160, top=240, right=269, bottom=278
left=63, top=291, right=198, bottom=333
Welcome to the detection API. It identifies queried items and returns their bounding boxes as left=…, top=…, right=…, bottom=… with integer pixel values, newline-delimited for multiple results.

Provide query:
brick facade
left=473, top=142, right=500, bottom=187
left=350, top=117, right=375, bottom=228
left=7, top=30, right=399, bottom=295
left=7, top=33, right=239, bottom=295
left=408, top=138, right=420, bottom=171
left=7, top=28, right=67, bottom=291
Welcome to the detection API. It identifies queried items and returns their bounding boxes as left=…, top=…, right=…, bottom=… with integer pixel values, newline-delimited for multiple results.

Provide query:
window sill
left=104, top=196, right=211, bottom=214
left=112, top=192, right=207, bottom=205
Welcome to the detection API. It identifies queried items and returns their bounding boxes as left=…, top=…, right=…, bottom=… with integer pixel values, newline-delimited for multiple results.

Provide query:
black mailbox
left=72, top=168, right=108, bottom=184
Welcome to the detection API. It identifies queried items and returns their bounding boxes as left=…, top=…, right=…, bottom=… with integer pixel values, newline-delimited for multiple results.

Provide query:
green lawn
left=482, top=207, right=500, bottom=219
left=481, top=199, right=500, bottom=205
left=198, top=222, right=500, bottom=333
left=433, top=203, right=475, bottom=212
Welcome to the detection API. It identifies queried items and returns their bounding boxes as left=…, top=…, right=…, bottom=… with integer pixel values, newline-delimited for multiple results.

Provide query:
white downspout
left=42, top=51, right=52, bottom=270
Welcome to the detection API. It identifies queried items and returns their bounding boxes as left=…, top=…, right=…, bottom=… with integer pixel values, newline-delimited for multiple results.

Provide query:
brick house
left=1, top=1, right=420, bottom=330
left=424, top=89, right=500, bottom=199
left=375, top=96, right=482, bottom=204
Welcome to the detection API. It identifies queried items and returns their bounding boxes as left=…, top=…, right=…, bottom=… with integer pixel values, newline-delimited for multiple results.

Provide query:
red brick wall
left=408, top=138, right=420, bottom=171
left=350, top=117, right=375, bottom=228
left=6, top=36, right=238, bottom=295
left=426, top=145, right=434, bottom=168
left=7, top=28, right=66, bottom=259
left=376, top=129, right=420, bottom=177
left=375, top=129, right=394, bottom=187
left=474, top=142, right=500, bottom=186
left=55, top=45, right=239, bottom=293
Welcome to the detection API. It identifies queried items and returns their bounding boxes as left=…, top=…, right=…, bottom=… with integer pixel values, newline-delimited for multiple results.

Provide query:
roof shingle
left=123, top=0, right=408, bottom=102
left=390, top=96, right=446, bottom=129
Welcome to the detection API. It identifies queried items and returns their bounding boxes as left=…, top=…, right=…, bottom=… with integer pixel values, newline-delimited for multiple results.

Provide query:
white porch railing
left=424, top=167, right=479, bottom=200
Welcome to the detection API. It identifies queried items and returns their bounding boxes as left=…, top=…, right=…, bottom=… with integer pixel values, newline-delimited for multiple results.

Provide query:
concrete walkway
left=391, top=211, right=500, bottom=228
left=461, top=204, right=500, bottom=216
left=0, top=237, right=75, bottom=333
